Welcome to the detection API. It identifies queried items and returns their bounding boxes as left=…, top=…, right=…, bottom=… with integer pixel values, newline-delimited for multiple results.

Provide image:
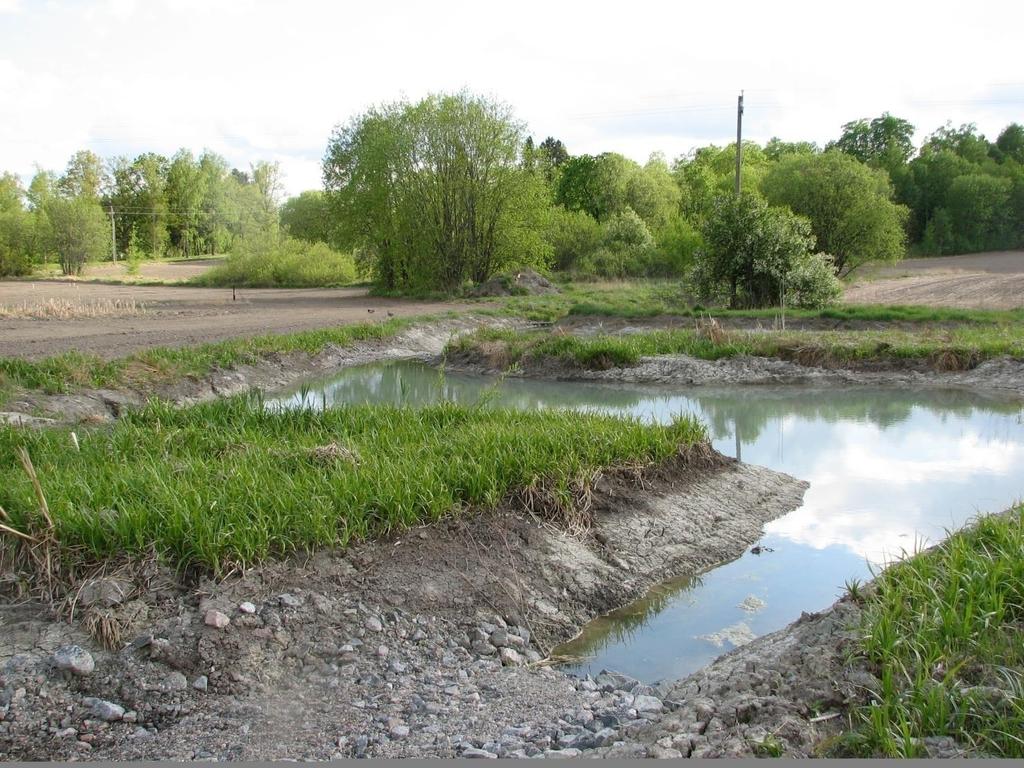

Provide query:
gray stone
left=545, top=748, right=582, bottom=757
left=461, top=747, right=498, bottom=758
left=192, top=675, right=209, bottom=692
left=78, top=577, right=130, bottom=608
left=389, top=725, right=410, bottom=739
left=162, top=671, right=188, bottom=691
left=278, top=593, right=303, bottom=609
left=53, top=645, right=94, bottom=676
left=499, top=647, right=522, bottom=666
left=87, top=698, right=124, bottom=722
left=365, top=616, right=384, bottom=632
left=634, top=694, right=663, bottom=713
left=489, top=629, right=509, bottom=647
left=238, top=602, right=257, bottom=614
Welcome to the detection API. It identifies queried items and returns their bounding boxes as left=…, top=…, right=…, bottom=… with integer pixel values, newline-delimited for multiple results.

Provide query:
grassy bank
left=192, top=238, right=357, bottom=289
left=0, top=396, right=706, bottom=577
left=448, top=324, right=1024, bottom=372
left=0, top=317, right=415, bottom=407
left=840, top=506, right=1024, bottom=757
left=483, top=280, right=1024, bottom=326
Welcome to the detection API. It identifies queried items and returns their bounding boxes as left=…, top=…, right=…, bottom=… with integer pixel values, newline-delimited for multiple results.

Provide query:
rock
left=78, top=577, right=130, bottom=608
left=389, top=725, right=410, bottom=739
left=365, top=616, right=384, bottom=632
left=634, top=694, right=664, bottom=713
left=461, top=747, right=498, bottom=758
left=498, top=647, right=522, bottom=666
left=87, top=698, right=125, bottom=722
left=278, top=593, right=303, bottom=609
left=647, top=745, right=683, bottom=759
left=489, top=629, right=510, bottom=648
left=376, top=645, right=389, bottom=658
left=594, top=670, right=638, bottom=692
left=545, top=748, right=582, bottom=758
left=130, top=727, right=154, bottom=741
left=53, top=645, right=95, bottom=676
left=525, top=649, right=542, bottom=663
left=239, top=602, right=257, bottom=614
left=204, top=610, right=230, bottom=629
left=192, top=675, right=209, bottom=692
left=162, top=671, right=188, bottom=691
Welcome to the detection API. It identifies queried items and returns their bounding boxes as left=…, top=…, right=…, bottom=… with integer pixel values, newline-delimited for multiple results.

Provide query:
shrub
left=785, top=252, right=842, bottom=308
left=195, top=234, right=357, bottom=288
left=545, top=206, right=602, bottom=271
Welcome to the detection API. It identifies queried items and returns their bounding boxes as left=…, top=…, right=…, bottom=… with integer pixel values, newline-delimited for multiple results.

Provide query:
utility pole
left=734, top=91, right=744, bottom=195
left=108, top=205, right=117, bottom=262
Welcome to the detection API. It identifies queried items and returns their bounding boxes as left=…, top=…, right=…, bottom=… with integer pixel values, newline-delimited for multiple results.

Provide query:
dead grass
left=0, top=297, right=146, bottom=320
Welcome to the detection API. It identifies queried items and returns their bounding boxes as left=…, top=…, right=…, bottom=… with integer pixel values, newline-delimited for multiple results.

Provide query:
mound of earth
left=469, top=269, right=559, bottom=297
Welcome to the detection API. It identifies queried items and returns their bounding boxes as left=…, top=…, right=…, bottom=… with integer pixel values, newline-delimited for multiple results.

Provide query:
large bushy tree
left=762, top=151, right=907, bottom=275
left=323, top=92, right=551, bottom=291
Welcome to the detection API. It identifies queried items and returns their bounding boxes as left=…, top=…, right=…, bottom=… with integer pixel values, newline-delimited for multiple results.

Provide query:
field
left=845, top=250, right=1024, bottom=309
left=0, top=281, right=469, bottom=360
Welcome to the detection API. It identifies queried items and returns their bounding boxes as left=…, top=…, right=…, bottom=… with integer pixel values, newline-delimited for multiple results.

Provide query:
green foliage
left=942, top=173, right=1014, bottom=253
left=762, top=151, right=908, bottom=275
left=653, top=216, right=703, bottom=277
left=581, top=208, right=657, bottom=279
left=545, top=206, right=602, bottom=271
left=829, top=113, right=915, bottom=176
left=324, top=91, right=551, bottom=292
left=673, top=142, right=771, bottom=223
left=995, top=123, right=1024, bottom=164
left=785, top=252, right=842, bottom=308
left=691, top=193, right=827, bottom=308
left=0, top=210, right=32, bottom=276
left=280, top=190, right=333, bottom=243
left=44, top=196, right=108, bottom=275
left=843, top=507, right=1024, bottom=757
left=0, top=398, right=706, bottom=575
left=193, top=232, right=356, bottom=288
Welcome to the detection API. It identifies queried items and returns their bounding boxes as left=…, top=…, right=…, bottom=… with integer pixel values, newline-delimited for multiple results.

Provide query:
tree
left=45, top=196, right=108, bottom=275
left=0, top=172, right=30, bottom=276
left=57, top=150, right=108, bottom=199
left=545, top=206, right=601, bottom=272
left=324, top=92, right=551, bottom=291
left=829, top=113, right=915, bottom=176
left=921, top=122, right=992, bottom=165
left=995, top=123, right=1024, bottom=165
left=251, top=160, right=284, bottom=231
left=762, top=151, right=907, bottom=275
left=691, top=193, right=830, bottom=308
left=942, top=173, right=1013, bottom=252
left=280, top=190, right=333, bottom=243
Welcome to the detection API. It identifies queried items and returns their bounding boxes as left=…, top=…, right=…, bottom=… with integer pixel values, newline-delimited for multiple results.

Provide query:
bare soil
left=0, top=281, right=472, bottom=360
left=844, top=250, right=1024, bottom=309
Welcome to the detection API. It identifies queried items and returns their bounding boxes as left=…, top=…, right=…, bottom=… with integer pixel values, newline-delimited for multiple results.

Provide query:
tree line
left=0, top=149, right=283, bottom=276
left=315, top=92, right=1023, bottom=302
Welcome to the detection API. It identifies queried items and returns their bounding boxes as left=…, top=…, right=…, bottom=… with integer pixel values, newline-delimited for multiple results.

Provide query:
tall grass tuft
left=0, top=396, right=707, bottom=579
left=842, top=507, right=1024, bottom=757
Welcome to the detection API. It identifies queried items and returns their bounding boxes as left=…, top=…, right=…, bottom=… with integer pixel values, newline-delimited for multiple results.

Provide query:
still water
left=267, top=361, right=1024, bottom=683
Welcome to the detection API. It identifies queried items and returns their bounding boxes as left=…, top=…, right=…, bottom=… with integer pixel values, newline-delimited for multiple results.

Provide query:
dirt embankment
left=446, top=343, right=1024, bottom=400
left=1, top=318, right=520, bottom=427
left=0, top=451, right=807, bottom=760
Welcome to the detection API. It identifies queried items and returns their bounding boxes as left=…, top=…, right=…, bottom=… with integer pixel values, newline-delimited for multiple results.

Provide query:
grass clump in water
left=0, top=396, right=706, bottom=577
left=840, top=506, right=1024, bottom=757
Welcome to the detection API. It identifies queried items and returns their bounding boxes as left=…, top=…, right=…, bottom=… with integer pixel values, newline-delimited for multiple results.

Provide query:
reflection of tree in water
left=272, top=363, right=1024, bottom=450
left=555, top=572, right=701, bottom=662
left=692, top=388, right=1023, bottom=445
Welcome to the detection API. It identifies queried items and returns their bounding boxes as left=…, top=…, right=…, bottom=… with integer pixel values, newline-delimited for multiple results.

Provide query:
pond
left=267, top=361, right=1024, bottom=683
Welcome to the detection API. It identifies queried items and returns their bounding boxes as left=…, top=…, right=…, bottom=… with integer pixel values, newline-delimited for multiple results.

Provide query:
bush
left=785, top=252, right=842, bottom=308
left=574, top=208, right=657, bottom=279
left=691, top=193, right=821, bottom=308
left=0, top=210, right=32, bottom=277
left=545, top=206, right=602, bottom=271
left=652, top=216, right=703, bottom=277
left=195, top=234, right=357, bottom=288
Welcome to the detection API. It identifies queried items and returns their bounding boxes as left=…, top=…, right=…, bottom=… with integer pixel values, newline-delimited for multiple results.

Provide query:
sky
left=1, top=0, right=1022, bottom=196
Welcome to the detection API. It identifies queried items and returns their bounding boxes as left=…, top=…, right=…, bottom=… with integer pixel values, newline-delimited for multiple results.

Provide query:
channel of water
left=266, top=361, right=1024, bottom=684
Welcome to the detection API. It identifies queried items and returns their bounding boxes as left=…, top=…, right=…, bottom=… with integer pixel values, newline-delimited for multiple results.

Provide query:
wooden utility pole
left=108, top=205, right=117, bottom=262
left=734, top=91, right=744, bottom=195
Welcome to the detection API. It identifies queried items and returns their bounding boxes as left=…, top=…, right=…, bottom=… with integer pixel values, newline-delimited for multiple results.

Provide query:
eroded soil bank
left=1, top=453, right=807, bottom=759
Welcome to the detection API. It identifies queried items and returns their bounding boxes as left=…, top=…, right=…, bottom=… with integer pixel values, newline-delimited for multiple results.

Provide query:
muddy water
left=267, top=361, right=1024, bottom=683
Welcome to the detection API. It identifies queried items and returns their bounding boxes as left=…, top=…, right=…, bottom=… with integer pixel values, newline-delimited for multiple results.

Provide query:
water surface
left=268, top=362, right=1024, bottom=683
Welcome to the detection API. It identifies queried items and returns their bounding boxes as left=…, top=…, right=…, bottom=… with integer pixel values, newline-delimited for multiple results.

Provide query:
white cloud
left=1, top=0, right=1022, bottom=195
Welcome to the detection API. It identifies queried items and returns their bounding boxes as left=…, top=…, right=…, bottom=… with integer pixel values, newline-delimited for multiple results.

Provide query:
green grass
left=0, top=317, right=416, bottom=407
left=448, top=324, right=1024, bottom=371
left=839, top=506, right=1024, bottom=757
left=481, top=279, right=1024, bottom=326
left=0, top=396, right=706, bottom=575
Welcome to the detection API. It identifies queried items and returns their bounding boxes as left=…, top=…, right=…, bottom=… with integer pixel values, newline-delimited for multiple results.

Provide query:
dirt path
left=844, top=250, right=1024, bottom=309
left=0, top=282, right=473, bottom=360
